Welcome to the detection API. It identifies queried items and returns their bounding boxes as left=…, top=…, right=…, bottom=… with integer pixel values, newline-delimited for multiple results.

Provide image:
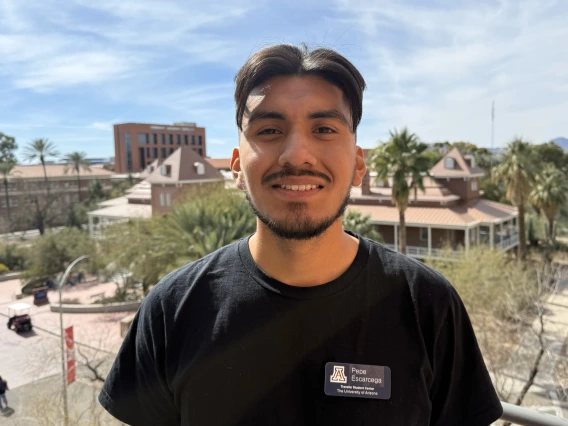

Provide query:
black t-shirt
left=99, top=234, right=503, bottom=425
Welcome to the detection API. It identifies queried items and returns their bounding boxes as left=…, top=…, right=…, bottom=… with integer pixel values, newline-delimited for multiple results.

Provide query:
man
left=0, top=376, right=9, bottom=411
left=100, top=44, right=503, bottom=425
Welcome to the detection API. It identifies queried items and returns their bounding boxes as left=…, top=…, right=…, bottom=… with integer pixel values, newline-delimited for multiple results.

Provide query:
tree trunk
left=33, top=197, right=45, bottom=236
left=548, top=216, right=555, bottom=245
left=42, top=161, right=49, bottom=198
left=399, top=210, right=407, bottom=255
left=3, top=176, right=11, bottom=228
left=518, top=202, right=526, bottom=260
left=77, top=172, right=81, bottom=203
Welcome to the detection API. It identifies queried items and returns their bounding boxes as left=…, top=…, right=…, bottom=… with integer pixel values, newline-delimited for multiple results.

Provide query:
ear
left=351, top=146, right=367, bottom=187
left=230, top=148, right=244, bottom=190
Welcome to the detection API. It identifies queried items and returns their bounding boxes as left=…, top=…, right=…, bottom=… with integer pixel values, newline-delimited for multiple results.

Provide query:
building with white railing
left=348, top=147, right=519, bottom=259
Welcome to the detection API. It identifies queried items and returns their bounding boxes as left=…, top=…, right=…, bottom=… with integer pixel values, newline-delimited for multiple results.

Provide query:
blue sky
left=1, top=0, right=567, bottom=161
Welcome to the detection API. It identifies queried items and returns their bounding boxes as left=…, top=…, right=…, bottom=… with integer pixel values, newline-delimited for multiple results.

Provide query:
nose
left=278, top=130, right=317, bottom=168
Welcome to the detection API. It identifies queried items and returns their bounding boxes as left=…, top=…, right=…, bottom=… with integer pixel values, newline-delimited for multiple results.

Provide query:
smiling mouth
left=273, top=184, right=323, bottom=191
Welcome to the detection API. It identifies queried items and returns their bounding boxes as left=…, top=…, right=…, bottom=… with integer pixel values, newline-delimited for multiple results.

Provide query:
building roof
left=206, top=158, right=232, bottom=170
left=126, top=180, right=151, bottom=203
left=429, top=147, right=484, bottom=178
left=9, top=164, right=114, bottom=180
left=139, top=159, right=162, bottom=179
left=88, top=201, right=152, bottom=220
left=145, top=147, right=223, bottom=184
left=348, top=198, right=517, bottom=227
left=352, top=176, right=460, bottom=203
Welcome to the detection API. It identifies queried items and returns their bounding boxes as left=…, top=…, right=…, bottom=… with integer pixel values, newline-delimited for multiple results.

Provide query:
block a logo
left=330, top=365, right=347, bottom=384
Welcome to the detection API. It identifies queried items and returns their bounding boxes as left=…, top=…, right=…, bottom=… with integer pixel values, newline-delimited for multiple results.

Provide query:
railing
left=385, top=244, right=460, bottom=260
left=499, top=234, right=520, bottom=251
left=500, top=401, right=568, bottom=425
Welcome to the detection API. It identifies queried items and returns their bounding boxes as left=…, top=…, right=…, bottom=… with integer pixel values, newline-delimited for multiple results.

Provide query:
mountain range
left=552, top=137, right=568, bottom=152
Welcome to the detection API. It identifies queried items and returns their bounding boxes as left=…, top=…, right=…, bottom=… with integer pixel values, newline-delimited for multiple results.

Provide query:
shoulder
left=139, top=240, right=243, bottom=316
left=363, top=237, right=460, bottom=315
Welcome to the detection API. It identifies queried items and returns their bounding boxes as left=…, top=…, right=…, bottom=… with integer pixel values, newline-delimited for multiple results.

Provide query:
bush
left=0, top=263, right=9, bottom=273
left=0, top=243, right=28, bottom=271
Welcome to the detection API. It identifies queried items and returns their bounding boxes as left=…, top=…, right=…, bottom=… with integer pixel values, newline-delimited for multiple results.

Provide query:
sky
left=0, top=0, right=566, bottom=161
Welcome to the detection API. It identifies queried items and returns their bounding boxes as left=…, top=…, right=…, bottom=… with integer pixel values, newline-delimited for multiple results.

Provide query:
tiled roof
left=348, top=198, right=517, bottom=227
left=352, top=176, right=460, bottom=203
left=206, top=158, right=232, bottom=170
left=429, top=147, right=484, bottom=178
left=88, top=197, right=152, bottom=219
left=9, top=164, right=114, bottom=179
left=145, top=147, right=223, bottom=184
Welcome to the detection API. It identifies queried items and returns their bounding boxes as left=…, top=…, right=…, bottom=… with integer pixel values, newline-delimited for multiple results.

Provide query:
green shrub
left=0, top=263, right=9, bottom=273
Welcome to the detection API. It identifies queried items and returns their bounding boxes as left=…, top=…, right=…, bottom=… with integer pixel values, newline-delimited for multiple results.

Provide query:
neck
left=249, top=219, right=359, bottom=287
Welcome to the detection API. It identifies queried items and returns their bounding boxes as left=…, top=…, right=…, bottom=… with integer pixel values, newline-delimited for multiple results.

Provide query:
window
left=125, top=133, right=132, bottom=172
left=161, top=134, right=166, bottom=145
left=166, top=193, right=171, bottom=206
left=153, top=134, right=158, bottom=144
left=137, top=133, right=148, bottom=144
left=1, top=200, right=5, bottom=208
left=160, top=193, right=165, bottom=206
left=184, top=135, right=188, bottom=145
left=198, top=135, right=202, bottom=145
left=471, top=179, right=478, bottom=191
left=170, top=148, right=174, bottom=155
left=146, top=147, right=151, bottom=158
left=191, top=135, right=196, bottom=145
left=444, top=157, right=455, bottom=169
left=420, top=227, right=428, bottom=242
left=198, top=148, right=203, bottom=156
left=160, top=165, right=172, bottom=177
left=161, top=148, right=167, bottom=158
left=194, top=162, right=205, bottom=175
left=169, top=134, right=173, bottom=145
left=176, top=134, right=181, bottom=145
left=9, top=199, right=18, bottom=207
left=153, top=147, right=158, bottom=158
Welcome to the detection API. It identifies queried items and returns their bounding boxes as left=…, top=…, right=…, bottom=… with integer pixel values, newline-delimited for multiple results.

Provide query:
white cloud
left=91, top=121, right=115, bottom=131
left=335, top=0, right=568, bottom=147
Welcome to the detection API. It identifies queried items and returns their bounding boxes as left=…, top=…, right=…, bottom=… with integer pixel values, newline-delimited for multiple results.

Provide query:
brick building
left=114, top=122, right=207, bottom=174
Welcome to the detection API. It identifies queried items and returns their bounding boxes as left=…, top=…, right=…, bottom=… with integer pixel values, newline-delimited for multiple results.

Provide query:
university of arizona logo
left=330, top=365, right=347, bottom=383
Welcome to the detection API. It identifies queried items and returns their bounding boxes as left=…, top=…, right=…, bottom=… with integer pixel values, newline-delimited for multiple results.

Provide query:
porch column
left=477, top=226, right=481, bottom=245
left=490, top=224, right=494, bottom=249
left=465, top=227, right=470, bottom=252
left=394, top=225, right=398, bottom=251
left=88, top=215, right=94, bottom=238
left=428, top=227, right=432, bottom=255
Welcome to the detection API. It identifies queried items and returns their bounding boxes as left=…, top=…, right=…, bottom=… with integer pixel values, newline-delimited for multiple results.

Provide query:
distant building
left=348, top=147, right=519, bottom=259
left=113, top=122, right=206, bottom=174
left=88, top=147, right=224, bottom=235
left=0, top=164, right=114, bottom=232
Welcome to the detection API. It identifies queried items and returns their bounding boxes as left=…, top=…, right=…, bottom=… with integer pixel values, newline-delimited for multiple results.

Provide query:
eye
left=258, top=128, right=282, bottom=135
left=314, top=127, right=336, bottom=134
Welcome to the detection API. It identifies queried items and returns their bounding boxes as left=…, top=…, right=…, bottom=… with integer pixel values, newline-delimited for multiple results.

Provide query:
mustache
left=262, top=168, right=332, bottom=185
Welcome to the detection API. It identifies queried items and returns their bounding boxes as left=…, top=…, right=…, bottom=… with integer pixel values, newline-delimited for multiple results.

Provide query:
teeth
left=279, top=184, right=319, bottom=191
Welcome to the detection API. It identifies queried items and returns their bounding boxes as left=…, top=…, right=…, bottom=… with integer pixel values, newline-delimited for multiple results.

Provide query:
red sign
left=65, top=326, right=75, bottom=385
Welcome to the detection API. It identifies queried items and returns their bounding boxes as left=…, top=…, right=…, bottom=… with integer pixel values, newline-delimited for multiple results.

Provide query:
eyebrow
left=245, top=108, right=351, bottom=127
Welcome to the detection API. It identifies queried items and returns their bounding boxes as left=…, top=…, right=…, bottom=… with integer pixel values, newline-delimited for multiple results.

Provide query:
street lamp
left=57, top=255, right=90, bottom=426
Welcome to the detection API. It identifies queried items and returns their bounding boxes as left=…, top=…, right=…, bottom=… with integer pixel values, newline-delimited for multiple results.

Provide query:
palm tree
left=529, top=165, right=568, bottom=245
left=23, top=138, right=59, bottom=197
left=492, top=138, right=536, bottom=260
left=62, top=151, right=91, bottom=202
left=368, top=128, right=431, bottom=254
left=0, top=162, right=15, bottom=228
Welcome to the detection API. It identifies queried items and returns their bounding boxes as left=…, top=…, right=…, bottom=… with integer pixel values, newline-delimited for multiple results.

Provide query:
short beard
left=243, top=181, right=351, bottom=241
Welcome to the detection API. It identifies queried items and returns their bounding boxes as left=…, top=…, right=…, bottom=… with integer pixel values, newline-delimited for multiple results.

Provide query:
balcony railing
left=499, top=234, right=520, bottom=251
left=384, top=244, right=460, bottom=260
left=500, top=401, right=567, bottom=425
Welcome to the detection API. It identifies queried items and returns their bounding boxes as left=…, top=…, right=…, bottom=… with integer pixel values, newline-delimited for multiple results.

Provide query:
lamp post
left=58, top=255, right=90, bottom=426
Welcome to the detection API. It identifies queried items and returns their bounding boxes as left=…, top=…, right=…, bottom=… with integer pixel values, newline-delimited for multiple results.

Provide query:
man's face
left=231, top=75, right=366, bottom=240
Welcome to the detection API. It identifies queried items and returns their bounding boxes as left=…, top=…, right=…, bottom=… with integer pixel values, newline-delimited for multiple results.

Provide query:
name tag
left=324, top=362, right=391, bottom=400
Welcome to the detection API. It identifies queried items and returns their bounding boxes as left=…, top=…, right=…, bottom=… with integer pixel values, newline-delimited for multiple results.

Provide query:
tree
left=368, top=128, right=431, bottom=254
left=342, top=210, right=382, bottom=242
left=533, top=141, right=568, bottom=171
left=22, top=139, right=60, bottom=234
left=529, top=165, right=568, bottom=245
left=88, top=179, right=107, bottom=204
left=492, top=138, right=536, bottom=260
left=23, top=138, right=59, bottom=197
left=0, top=132, right=17, bottom=163
left=62, top=151, right=91, bottom=202
left=0, top=161, right=15, bottom=228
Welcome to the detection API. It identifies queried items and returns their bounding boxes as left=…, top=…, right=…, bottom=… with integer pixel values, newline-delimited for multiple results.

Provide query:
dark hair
left=234, top=44, right=366, bottom=133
